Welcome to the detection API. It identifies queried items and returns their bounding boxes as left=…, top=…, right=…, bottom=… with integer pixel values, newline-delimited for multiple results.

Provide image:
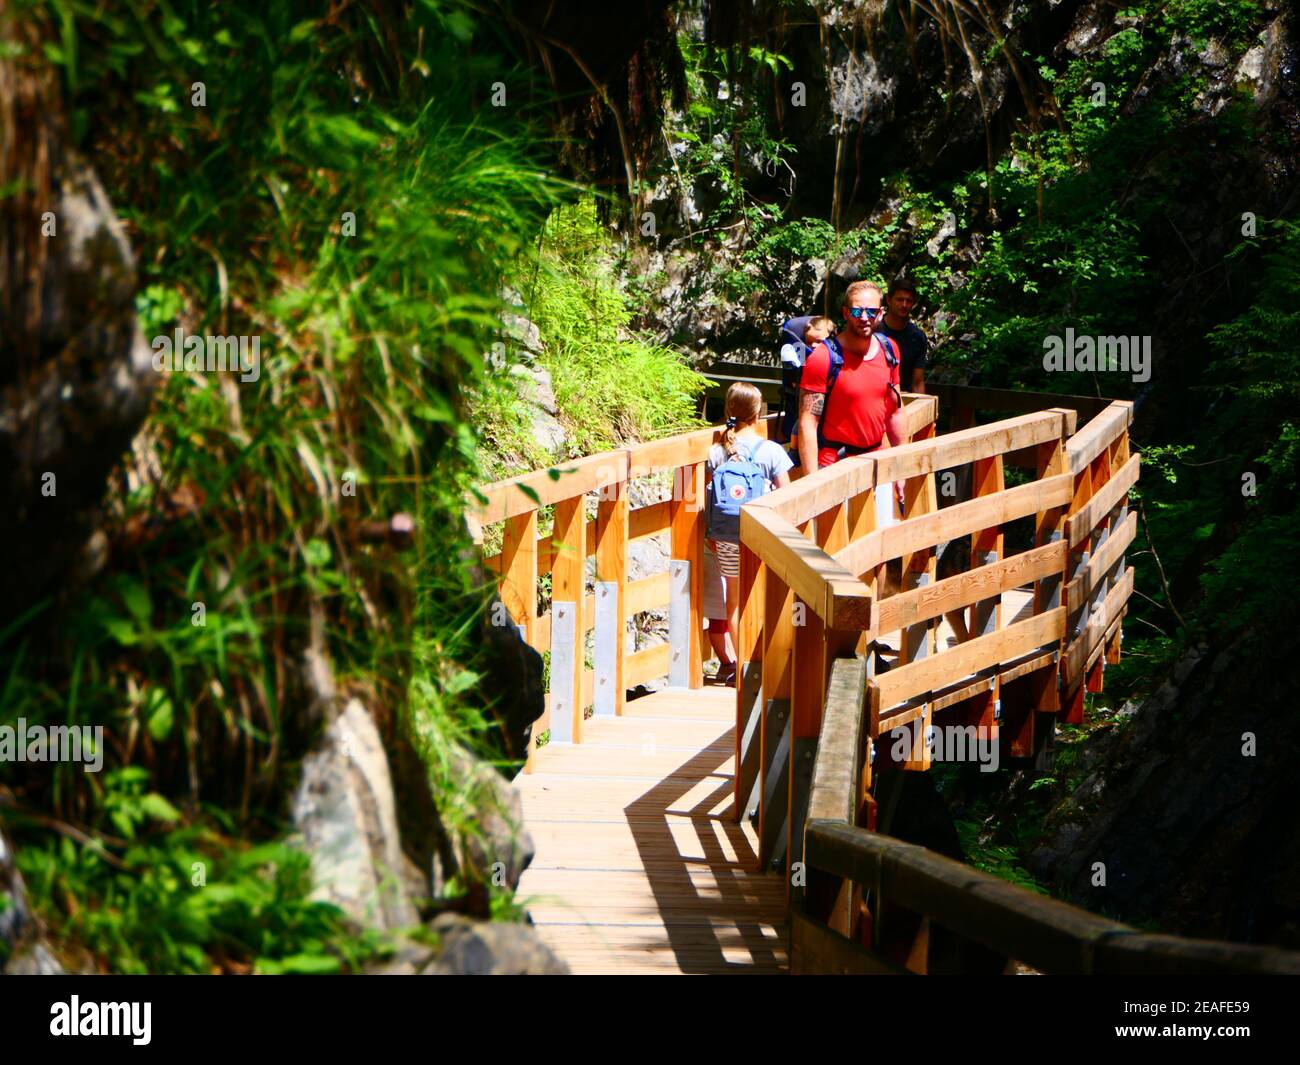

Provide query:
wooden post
left=596, top=479, right=629, bottom=715
left=499, top=510, right=538, bottom=644
left=758, top=567, right=794, bottom=870
left=1061, top=459, right=1093, bottom=725
left=671, top=461, right=705, bottom=688
left=734, top=542, right=765, bottom=821
left=550, top=496, right=586, bottom=744
left=967, top=454, right=1005, bottom=735
left=1104, top=426, right=1130, bottom=669
left=897, top=459, right=938, bottom=772
left=1082, top=447, right=1113, bottom=695
left=847, top=482, right=879, bottom=658
left=1032, top=418, right=1070, bottom=714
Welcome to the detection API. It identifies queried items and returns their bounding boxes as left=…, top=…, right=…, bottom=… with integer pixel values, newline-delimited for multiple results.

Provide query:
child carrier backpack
left=778, top=316, right=817, bottom=441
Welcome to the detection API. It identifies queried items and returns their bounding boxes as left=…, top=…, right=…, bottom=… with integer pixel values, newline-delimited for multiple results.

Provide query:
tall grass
left=468, top=198, right=708, bottom=473
left=1, top=0, right=567, bottom=972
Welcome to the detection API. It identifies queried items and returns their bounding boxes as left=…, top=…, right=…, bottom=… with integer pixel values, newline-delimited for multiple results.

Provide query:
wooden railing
left=472, top=384, right=1300, bottom=972
left=735, top=397, right=1104, bottom=869
left=467, top=393, right=936, bottom=769
left=795, top=655, right=1300, bottom=974
left=469, top=416, right=795, bottom=767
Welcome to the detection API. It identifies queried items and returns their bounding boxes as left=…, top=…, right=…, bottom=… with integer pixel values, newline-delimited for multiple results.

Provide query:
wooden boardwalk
left=515, top=686, right=788, bottom=975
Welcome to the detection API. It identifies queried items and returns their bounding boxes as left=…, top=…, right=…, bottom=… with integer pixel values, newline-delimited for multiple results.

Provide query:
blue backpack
left=710, top=442, right=768, bottom=526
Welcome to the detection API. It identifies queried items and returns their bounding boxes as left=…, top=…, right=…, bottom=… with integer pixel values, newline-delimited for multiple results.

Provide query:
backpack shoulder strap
left=823, top=335, right=845, bottom=390
left=817, top=336, right=845, bottom=449
left=877, top=334, right=899, bottom=367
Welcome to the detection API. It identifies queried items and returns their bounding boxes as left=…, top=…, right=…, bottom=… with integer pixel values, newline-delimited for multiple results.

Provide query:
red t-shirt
left=801, top=336, right=900, bottom=467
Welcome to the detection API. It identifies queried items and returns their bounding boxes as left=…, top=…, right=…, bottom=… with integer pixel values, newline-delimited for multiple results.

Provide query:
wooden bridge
left=469, top=385, right=1300, bottom=975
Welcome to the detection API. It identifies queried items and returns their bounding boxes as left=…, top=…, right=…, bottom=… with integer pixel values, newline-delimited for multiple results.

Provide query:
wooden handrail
left=735, top=396, right=1139, bottom=894
left=471, top=414, right=788, bottom=766
left=797, top=657, right=1300, bottom=974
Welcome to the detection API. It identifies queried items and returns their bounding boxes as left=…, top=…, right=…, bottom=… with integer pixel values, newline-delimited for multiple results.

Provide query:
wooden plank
left=740, top=507, right=874, bottom=631
left=551, top=496, right=587, bottom=743
left=791, top=909, right=911, bottom=975
left=928, top=382, right=1101, bottom=426
left=1063, top=567, right=1134, bottom=684
left=1066, top=453, right=1140, bottom=547
left=902, top=393, right=939, bottom=439
left=836, top=474, right=1073, bottom=578
left=761, top=567, right=795, bottom=703
left=626, top=641, right=672, bottom=688
left=626, top=572, right=672, bottom=616
left=806, top=657, right=868, bottom=826
left=1059, top=455, right=1094, bottom=725
left=897, top=462, right=939, bottom=685
left=1066, top=510, right=1137, bottom=613
left=474, top=451, right=628, bottom=525
left=998, top=648, right=1058, bottom=686
left=1033, top=424, right=1071, bottom=622
left=735, top=543, right=765, bottom=820
left=872, top=410, right=1069, bottom=485
left=499, top=510, right=539, bottom=644
left=748, top=455, right=876, bottom=527
left=759, top=562, right=795, bottom=869
left=877, top=542, right=1066, bottom=633
left=626, top=415, right=781, bottom=476
left=670, top=462, right=705, bottom=687
left=874, top=608, right=1067, bottom=711
left=596, top=481, right=629, bottom=714
left=966, top=453, right=1005, bottom=734
left=630, top=499, right=672, bottom=541
left=1067, top=401, right=1133, bottom=475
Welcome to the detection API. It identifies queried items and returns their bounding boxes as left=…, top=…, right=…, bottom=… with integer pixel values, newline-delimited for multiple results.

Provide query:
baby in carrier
left=778, top=315, right=836, bottom=445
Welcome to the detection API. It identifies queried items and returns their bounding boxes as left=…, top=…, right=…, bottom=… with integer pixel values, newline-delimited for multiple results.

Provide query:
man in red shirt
left=797, top=280, right=909, bottom=475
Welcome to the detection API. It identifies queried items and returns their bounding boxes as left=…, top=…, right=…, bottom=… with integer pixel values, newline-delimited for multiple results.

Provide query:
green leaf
left=257, top=953, right=342, bottom=975
left=443, top=669, right=480, bottom=695
left=120, top=579, right=152, bottom=622
left=145, top=689, right=175, bottom=741
left=303, top=538, right=332, bottom=567
left=103, top=617, right=140, bottom=646
left=141, top=794, right=182, bottom=824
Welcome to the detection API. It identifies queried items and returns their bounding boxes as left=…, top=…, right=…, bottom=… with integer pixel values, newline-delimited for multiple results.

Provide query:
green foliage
left=13, top=823, right=375, bottom=974
left=1159, top=0, right=1266, bottom=47
left=671, top=36, right=795, bottom=230
left=4, top=0, right=565, bottom=971
left=954, top=820, right=1048, bottom=894
left=526, top=200, right=707, bottom=455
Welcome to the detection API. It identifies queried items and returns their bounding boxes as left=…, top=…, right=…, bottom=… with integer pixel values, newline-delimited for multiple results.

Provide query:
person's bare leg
left=708, top=626, right=731, bottom=666
left=945, top=609, right=969, bottom=644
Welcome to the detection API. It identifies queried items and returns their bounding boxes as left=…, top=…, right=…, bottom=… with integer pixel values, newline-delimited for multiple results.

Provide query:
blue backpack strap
left=877, top=334, right=899, bottom=368
left=816, top=335, right=844, bottom=452
left=877, top=335, right=903, bottom=406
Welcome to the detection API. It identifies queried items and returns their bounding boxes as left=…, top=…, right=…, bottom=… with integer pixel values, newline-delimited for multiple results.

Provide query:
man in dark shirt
left=873, top=277, right=929, bottom=393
